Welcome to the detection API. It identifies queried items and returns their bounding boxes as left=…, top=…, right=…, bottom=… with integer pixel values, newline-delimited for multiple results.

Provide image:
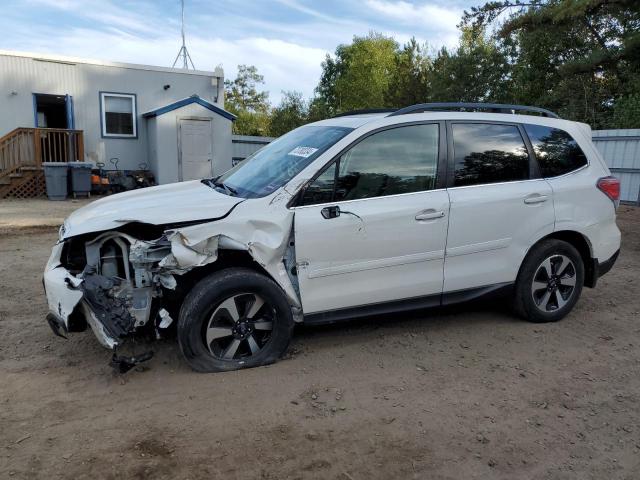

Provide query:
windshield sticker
left=287, top=146, right=318, bottom=158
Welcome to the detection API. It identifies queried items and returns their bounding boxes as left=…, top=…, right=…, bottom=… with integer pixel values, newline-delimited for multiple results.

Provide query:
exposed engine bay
left=64, top=231, right=174, bottom=348
left=44, top=185, right=302, bottom=372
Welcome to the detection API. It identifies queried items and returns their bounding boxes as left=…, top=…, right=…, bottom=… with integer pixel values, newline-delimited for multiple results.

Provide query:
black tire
left=177, top=268, right=294, bottom=372
left=514, top=239, right=584, bottom=323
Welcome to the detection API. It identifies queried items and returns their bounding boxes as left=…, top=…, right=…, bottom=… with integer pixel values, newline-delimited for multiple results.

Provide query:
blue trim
left=65, top=94, right=75, bottom=129
left=99, top=91, right=139, bottom=139
left=142, top=95, right=236, bottom=121
left=32, top=93, right=38, bottom=127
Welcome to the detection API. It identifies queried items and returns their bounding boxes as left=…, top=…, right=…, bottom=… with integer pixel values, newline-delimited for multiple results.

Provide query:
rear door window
left=524, top=124, right=588, bottom=177
left=452, top=123, right=530, bottom=187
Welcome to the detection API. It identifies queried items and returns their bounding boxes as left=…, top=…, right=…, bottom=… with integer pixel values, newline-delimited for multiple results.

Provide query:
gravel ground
left=0, top=202, right=638, bottom=479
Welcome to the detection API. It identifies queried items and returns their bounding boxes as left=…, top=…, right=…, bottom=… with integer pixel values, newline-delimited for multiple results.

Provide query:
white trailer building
left=0, top=49, right=235, bottom=197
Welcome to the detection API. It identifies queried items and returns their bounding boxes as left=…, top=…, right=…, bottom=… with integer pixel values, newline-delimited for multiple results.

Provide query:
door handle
left=415, top=209, right=445, bottom=221
left=524, top=194, right=549, bottom=204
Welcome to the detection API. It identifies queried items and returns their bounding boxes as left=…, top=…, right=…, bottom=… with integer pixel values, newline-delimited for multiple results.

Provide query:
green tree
left=428, top=27, right=510, bottom=103
left=386, top=38, right=430, bottom=108
left=462, top=0, right=640, bottom=127
left=307, top=97, right=333, bottom=123
left=224, top=65, right=271, bottom=135
left=269, top=91, right=309, bottom=137
left=613, top=92, right=640, bottom=129
left=224, top=64, right=269, bottom=112
left=231, top=110, right=271, bottom=137
left=314, top=32, right=399, bottom=114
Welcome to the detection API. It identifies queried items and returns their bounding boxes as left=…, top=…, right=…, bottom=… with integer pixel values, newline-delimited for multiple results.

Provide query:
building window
left=100, top=92, right=137, bottom=138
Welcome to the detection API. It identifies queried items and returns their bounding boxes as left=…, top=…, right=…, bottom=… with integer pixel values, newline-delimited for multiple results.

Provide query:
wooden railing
left=0, top=128, right=84, bottom=174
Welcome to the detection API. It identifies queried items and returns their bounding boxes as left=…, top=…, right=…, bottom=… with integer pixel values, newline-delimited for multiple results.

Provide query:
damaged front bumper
left=43, top=243, right=82, bottom=334
left=44, top=242, right=125, bottom=348
left=44, top=203, right=303, bottom=352
left=43, top=232, right=176, bottom=349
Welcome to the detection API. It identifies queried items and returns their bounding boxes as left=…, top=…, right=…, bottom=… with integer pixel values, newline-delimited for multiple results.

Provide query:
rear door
left=293, top=122, right=450, bottom=315
left=443, top=122, right=555, bottom=294
left=179, top=118, right=213, bottom=181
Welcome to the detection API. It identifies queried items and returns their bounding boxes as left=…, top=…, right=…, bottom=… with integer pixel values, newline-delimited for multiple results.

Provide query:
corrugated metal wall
left=592, top=129, right=640, bottom=204
left=232, top=135, right=274, bottom=165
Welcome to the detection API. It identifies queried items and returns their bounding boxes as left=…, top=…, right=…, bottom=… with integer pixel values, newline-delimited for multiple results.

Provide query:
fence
left=231, top=135, right=274, bottom=166
left=230, top=130, right=640, bottom=205
left=592, top=129, right=640, bottom=204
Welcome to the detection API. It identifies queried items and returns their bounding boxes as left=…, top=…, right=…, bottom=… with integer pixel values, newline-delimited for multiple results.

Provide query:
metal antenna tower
left=172, top=0, right=196, bottom=69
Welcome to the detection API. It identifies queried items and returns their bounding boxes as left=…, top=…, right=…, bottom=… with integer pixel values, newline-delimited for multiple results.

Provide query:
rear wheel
left=514, top=239, right=584, bottom=323
left=178, top=268, right=294, bottom=372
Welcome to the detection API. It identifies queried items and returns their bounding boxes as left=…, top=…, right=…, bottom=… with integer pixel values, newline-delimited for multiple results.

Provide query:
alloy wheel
left=531, top=254, right=577, bottom=313
left=204, top=293, right=275, bottom=360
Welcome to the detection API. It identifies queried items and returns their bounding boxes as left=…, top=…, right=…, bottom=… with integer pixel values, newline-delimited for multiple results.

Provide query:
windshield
left=213, top=125, right=353, bottom=198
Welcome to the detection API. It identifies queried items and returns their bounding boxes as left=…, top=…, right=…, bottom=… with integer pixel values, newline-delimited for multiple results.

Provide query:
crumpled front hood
left=62, top=180, right=243, bottom=239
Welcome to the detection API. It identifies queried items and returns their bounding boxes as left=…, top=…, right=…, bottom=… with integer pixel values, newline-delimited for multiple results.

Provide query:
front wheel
left=178, top=268, right=294, bottom=372
left=514, top=239, right=584, bottom=323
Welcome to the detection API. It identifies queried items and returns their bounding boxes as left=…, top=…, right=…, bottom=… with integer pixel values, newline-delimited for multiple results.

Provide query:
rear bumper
left=598, top=249, right=619, bottom=278
left=587, top=249, right=619, bottom=288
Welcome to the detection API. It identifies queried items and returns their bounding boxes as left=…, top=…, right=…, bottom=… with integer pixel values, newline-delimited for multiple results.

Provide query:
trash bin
left=68, top=162, right=92, bottom=198
left=43, top=162, right=69, bottom=201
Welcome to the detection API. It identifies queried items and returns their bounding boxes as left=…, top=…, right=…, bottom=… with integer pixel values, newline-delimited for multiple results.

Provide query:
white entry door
left=179, top=118, right=213, bottom=181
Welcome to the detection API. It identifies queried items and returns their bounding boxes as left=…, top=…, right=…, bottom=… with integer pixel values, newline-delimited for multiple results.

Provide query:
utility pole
left=172, top=0, right=195, bottom=70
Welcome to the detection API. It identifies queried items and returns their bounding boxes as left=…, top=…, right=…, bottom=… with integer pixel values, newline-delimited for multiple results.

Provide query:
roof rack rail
left=388, top=102, right=559, bottom=119
left=332, top=108, right=396, bottom=118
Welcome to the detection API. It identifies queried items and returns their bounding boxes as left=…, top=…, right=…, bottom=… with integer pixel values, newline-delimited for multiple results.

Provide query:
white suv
left=44, top=103, right=621, bottom=372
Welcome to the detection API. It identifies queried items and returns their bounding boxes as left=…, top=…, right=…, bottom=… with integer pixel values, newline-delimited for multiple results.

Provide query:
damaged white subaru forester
left=44, top=103, right=621, bottom=372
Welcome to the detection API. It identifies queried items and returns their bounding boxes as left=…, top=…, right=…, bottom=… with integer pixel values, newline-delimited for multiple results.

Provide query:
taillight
left=597, top=176, right=620, bottom=205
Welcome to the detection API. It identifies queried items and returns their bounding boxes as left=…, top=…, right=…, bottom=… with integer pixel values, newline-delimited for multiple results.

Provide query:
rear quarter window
left=524, top=124, right=588, bottom=177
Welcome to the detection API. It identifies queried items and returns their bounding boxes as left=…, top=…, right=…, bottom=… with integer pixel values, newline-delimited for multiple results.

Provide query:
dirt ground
left=1, top=200, right=639, bottom=480
left=0, top=198, right=93, bottom=234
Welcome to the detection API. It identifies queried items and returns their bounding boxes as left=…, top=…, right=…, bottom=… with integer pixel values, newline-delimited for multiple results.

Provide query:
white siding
left=0, top=52, right=224, bottom=171
left=148, top=103, right=233, bottom=184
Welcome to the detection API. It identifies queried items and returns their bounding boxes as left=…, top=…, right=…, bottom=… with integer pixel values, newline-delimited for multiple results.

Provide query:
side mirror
left=321, top=205, right=340, bottom=219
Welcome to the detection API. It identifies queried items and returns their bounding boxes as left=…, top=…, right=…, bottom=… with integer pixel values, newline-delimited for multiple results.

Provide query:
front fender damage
left=162, top=209, right=301, bottom=310
left=50, top=199, right=301, bottom=356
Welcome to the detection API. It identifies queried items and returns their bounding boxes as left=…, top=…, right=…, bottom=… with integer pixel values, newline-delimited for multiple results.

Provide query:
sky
left=0, top=0, right=477, bottom=104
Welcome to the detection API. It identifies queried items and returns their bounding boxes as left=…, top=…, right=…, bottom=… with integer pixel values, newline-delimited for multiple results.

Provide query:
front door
left=293, top=123, right=450, bottom=315
left=179, top=118, right=213, bottom=181
left=34, top=93, right=69, bottom=129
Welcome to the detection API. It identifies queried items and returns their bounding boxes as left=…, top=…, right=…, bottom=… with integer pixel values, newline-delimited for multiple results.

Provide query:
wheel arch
left=179, top=249, right=274, bottom=287
left=520, top=230, right=596, bottom=288
left=165, top=249, right=280, bottom=317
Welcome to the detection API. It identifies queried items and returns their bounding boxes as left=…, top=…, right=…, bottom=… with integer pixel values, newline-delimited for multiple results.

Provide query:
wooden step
left=0, top=178, right=10, bottom=185
left=9, top=173, right=24, bottom=178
